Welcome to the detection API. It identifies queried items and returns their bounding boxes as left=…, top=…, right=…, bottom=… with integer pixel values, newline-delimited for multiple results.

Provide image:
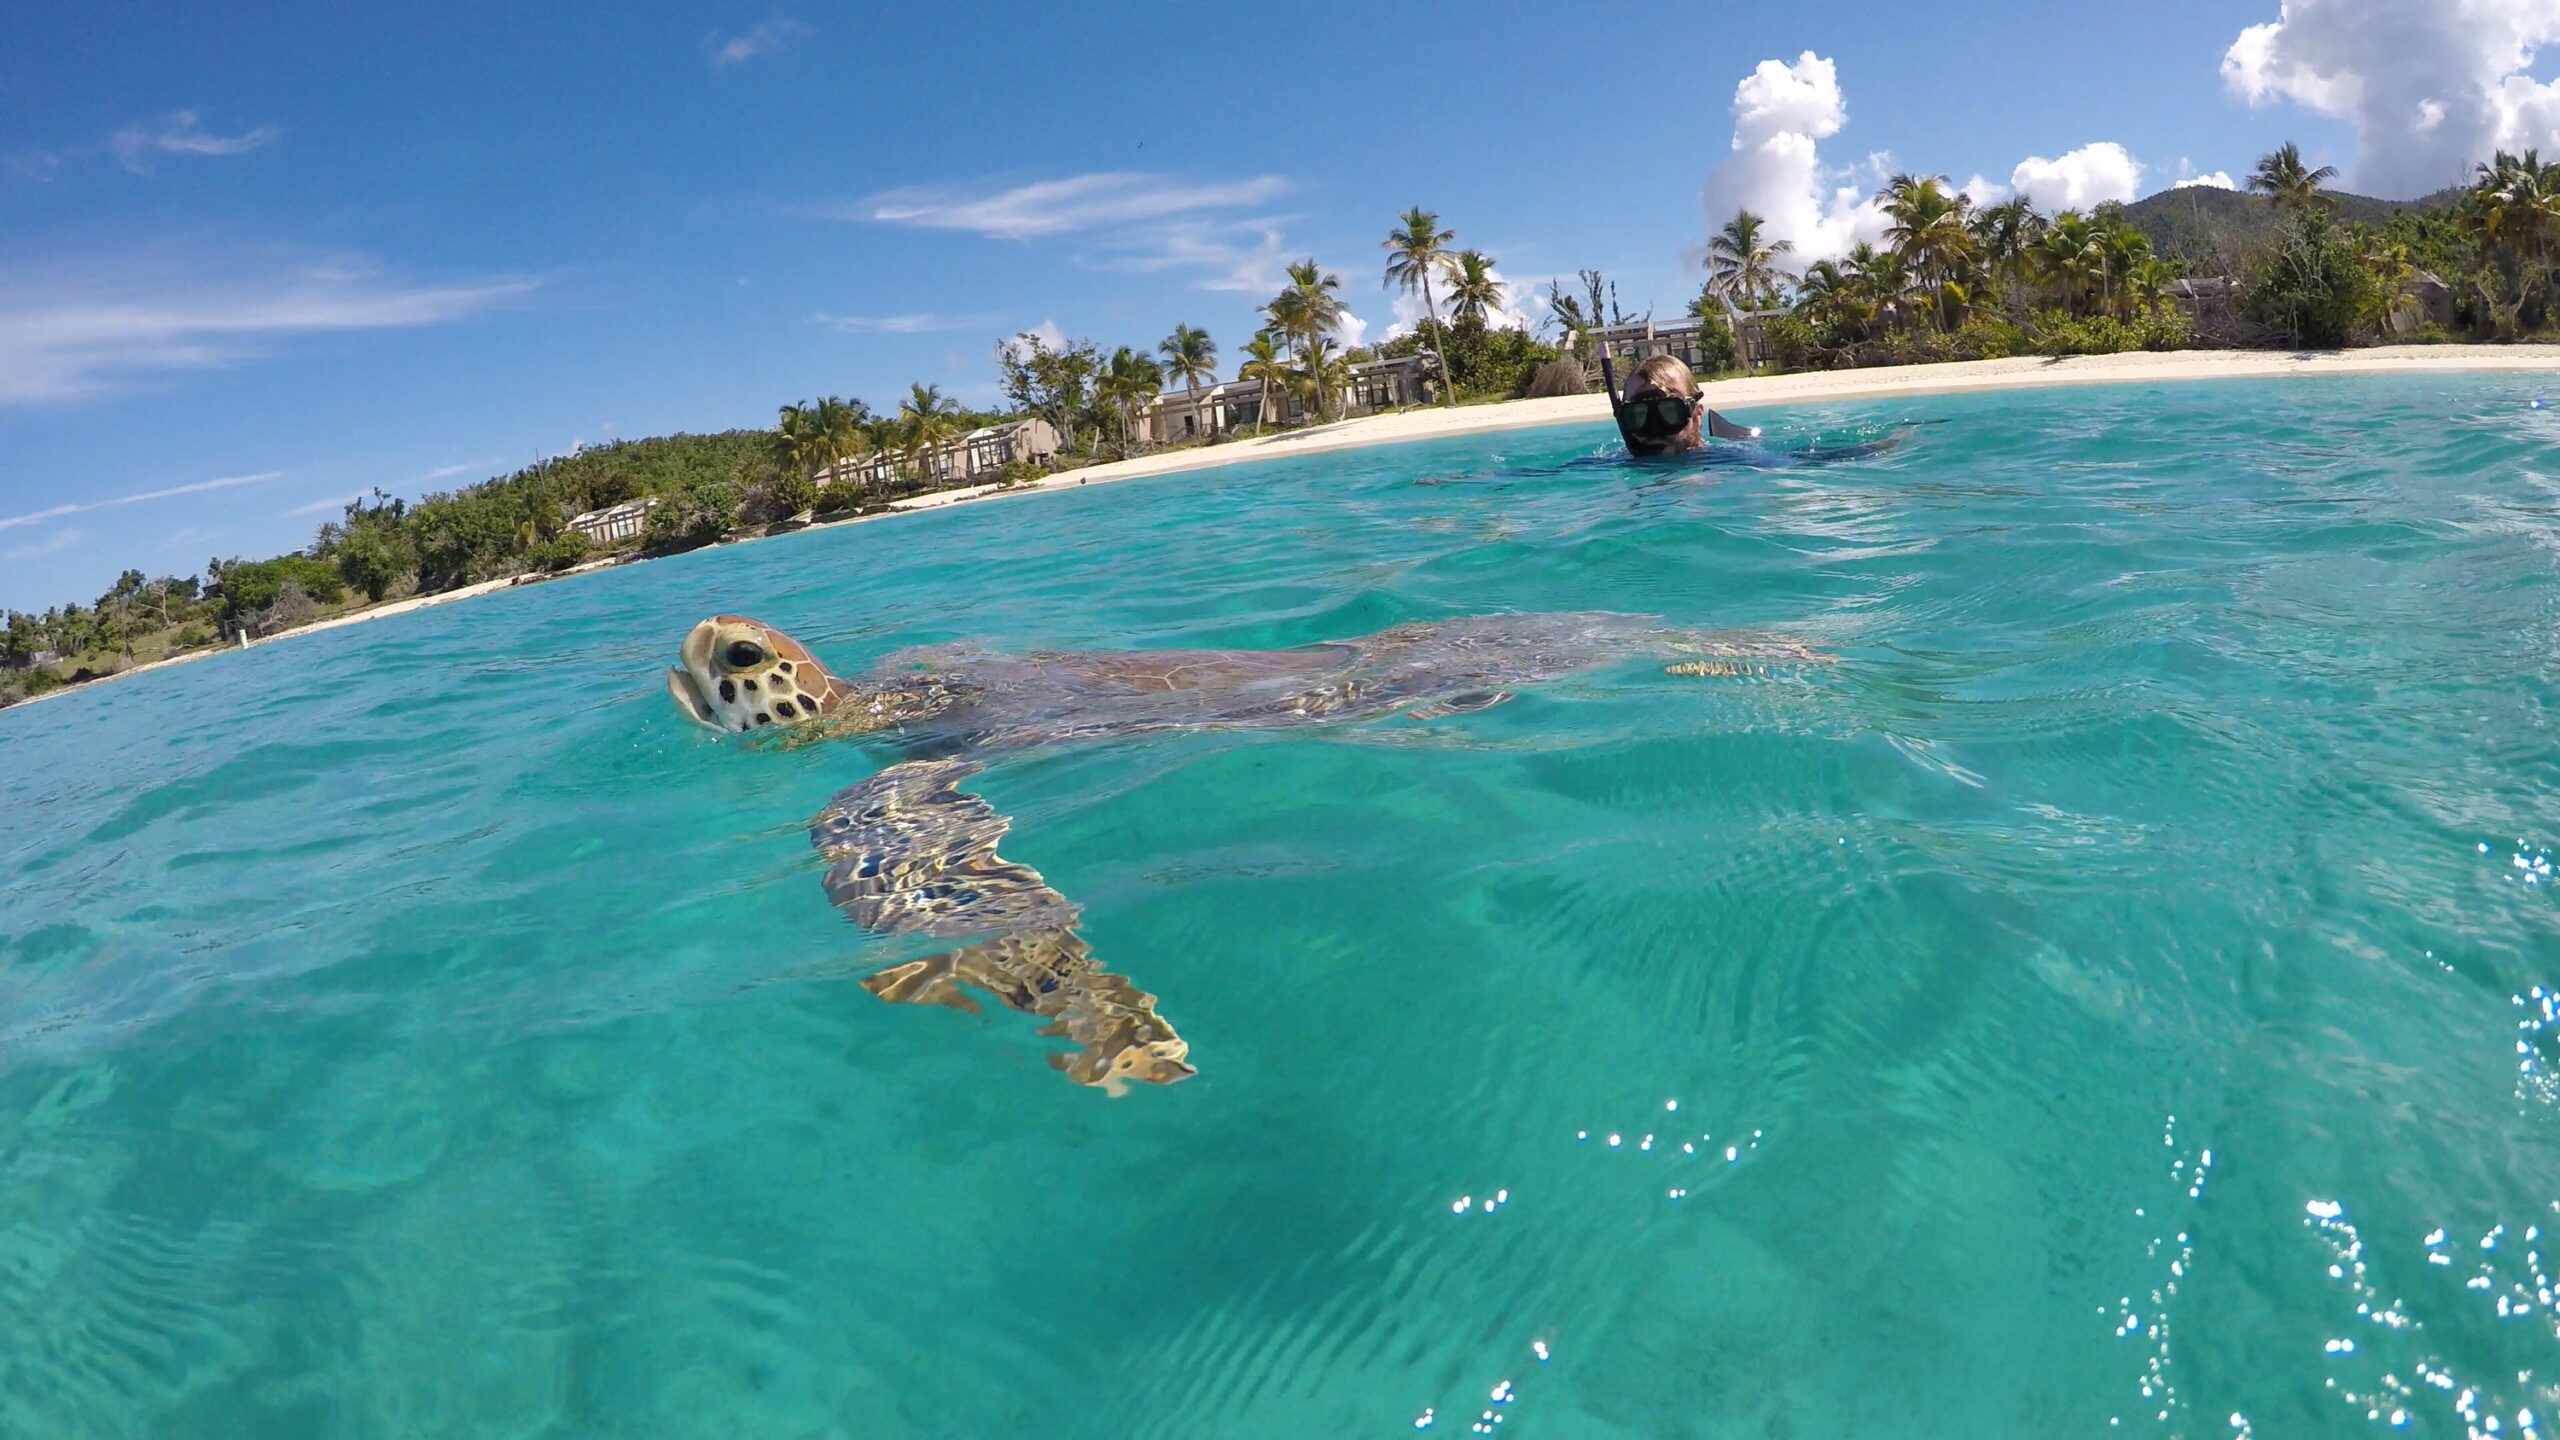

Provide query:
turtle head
left=668, top=615, right=853, bottom=733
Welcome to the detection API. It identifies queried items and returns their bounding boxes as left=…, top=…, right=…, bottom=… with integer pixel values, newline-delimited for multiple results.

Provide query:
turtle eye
left=724, top=639, right=768, bottom=669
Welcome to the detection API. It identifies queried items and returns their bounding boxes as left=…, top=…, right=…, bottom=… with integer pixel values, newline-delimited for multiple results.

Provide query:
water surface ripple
left=3, top=376, right=2558, bottom=1436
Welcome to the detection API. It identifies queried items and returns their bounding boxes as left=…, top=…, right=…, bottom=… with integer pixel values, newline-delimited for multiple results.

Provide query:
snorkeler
left=1602, top=352, right=1762, bottom=456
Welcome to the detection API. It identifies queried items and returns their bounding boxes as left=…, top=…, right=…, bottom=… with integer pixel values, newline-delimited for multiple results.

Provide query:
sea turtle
left=668, top=612, right=1826, bottom=1093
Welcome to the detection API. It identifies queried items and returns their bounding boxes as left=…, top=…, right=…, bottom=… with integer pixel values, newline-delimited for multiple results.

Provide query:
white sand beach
left=991, top=343, right=2560, bottom=496
left=16, top=343, right=2560, bottom=709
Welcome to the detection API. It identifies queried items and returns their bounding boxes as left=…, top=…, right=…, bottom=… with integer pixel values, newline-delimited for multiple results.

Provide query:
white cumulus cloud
left=2223, top=0, right=2560, bottom=196
left=1959, top=173, right=2010, bottom=205
left=2009, top=142, right=2145, bottom=212
left=2176, top=171, right=2239, bottom=190
left=1697, top=52, right=1891, bottom=267
left=991, top=319, right=1072, bottom=367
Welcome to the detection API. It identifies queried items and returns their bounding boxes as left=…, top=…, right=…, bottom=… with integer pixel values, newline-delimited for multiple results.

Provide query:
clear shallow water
left=2, top=376, right=2558, bottom=1437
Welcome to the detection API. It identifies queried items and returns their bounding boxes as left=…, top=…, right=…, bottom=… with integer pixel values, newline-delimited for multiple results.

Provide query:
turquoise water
left=3, top=375, right=2559, bottom=1437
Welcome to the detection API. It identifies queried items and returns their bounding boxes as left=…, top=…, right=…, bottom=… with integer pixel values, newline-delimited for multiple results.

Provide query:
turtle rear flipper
left=809, top=759, right=1191, bottom=1091
left=1405, top=688, right=1515, bottom=720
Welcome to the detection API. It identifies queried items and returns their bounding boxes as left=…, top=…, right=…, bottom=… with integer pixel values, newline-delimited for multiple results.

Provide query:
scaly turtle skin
left=670, top=612, right=1826, bottom=1092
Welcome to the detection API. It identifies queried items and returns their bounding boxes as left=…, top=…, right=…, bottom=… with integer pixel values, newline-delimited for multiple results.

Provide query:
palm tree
left=2473, top=150, right=2560, bottom=320
left=2099, top=225, right=2154, bottom=319
left=1382, top=207, right=1459, bottom=405
left=1095, top=346, right=1163, bottom=448
left=1969, top=199, right=2045, bottom=310
left=810, top=395, right=868, bottom=493
left=2248, top=141, right=2338, bottom=212
left=1838, top=242, right=1913, bottom=336
left=896, top=383, right=963, bottom=484
left=2129, top=256, right=2177, bottom=318
left=1444, top=250, right=1502, bottom=324
left=1879, top=174, right=1978, bottom=330
left=2031, top=210, right=2104, bottom=316
left=1236, top=331, right=1289, bottom=433
left=1157, top=324, right=1218, bottom=397
left=1283, top=258, right=1344, bottom=342
left=1263, top=287, right=1311, bottom=359
left=1291, top=333, right=1351, bottom=424
left=773, top=402, right=824, bottom=476
left=1708, top=210, right=1794, bottom=310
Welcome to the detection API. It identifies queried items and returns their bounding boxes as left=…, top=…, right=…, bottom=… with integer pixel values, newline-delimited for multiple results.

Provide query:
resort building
left=566, top=498, right=658, bottom=546
left=819, top=417, right=1062, bottom=493
left=1141, top=353, right=1437, bottom=444
left=1577, top=317, right=1759, bottom=374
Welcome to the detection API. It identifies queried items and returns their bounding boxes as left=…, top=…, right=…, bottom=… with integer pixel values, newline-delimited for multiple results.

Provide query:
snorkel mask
left=1616, top=392, right=1697, bottom=444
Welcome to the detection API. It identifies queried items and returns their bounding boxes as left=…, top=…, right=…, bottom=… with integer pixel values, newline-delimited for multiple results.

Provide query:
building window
left=1182, top=414, right=1196, bottom=436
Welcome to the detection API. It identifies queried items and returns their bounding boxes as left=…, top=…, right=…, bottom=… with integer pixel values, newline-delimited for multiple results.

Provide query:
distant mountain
left=2122, top=185, right=2465, bottom=268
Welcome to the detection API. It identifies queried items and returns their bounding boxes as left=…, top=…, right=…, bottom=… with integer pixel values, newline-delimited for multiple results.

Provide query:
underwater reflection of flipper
left=808, top=758, right=1194, bottom=1094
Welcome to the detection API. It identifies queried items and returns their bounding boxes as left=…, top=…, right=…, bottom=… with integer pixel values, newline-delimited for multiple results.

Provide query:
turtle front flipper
left=809, top=759, right=1192, bottom=1093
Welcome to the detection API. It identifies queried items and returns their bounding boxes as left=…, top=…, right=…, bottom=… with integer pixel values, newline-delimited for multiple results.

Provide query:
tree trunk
left=1421, top=275, right=1456, bottom=406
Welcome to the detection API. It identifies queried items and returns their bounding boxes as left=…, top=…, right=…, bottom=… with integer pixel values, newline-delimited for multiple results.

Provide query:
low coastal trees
left=996, top=330, right=1101, bottom=450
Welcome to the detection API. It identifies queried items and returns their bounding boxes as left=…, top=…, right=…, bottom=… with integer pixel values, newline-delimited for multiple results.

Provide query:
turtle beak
left=679, top=618, right=721, bottom=679
left=671, top=618, right=732, bottom=731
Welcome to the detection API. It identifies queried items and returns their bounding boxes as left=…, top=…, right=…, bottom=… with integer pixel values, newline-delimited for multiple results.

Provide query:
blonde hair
left=1625, top=354, right=1696, bottom=395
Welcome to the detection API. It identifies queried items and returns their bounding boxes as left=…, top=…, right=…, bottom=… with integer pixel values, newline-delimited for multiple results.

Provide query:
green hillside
left=2124, top=185, right=2464, bottom=268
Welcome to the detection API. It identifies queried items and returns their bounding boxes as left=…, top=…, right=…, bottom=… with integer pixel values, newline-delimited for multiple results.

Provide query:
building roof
left=567, top=497, right=658, bottom=526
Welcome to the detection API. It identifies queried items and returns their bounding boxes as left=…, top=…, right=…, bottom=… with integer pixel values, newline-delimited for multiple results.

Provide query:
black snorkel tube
left=1594, top=329, right=1635, bottom=448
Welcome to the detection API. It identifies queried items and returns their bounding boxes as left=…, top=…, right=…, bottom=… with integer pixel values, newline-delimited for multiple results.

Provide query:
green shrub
left=643, top=476, right=742, bottom=550
left=1691, top=309, right=1740, bottom=374
left=2030, top=309, right=2193, bottom=356
left=766, top=468, right=822, bottom=518
left=2248, top=209, right=2380, bottom=348
left=217, top=555, right=345, bottom=622
left=1382, top=315, right=1559, bottom=400
left=532, top=532, right=592, bottom=571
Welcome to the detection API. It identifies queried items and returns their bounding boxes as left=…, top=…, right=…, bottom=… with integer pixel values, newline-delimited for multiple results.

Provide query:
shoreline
left=13, top=343, right=2560, bottom=710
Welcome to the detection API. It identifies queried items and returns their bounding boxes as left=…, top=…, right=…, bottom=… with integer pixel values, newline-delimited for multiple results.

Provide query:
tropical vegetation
left=16, top=152, right=2560, bottom=707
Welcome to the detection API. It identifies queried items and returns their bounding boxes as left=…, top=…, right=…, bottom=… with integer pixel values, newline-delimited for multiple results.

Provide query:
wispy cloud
left=0, top=254, right=536, bottom=404
left=4, top=151, right=64, bottom=184
left=421, top=459, right=497, bottom=482
left=4, top=527, right=88, bottom=562
left=709, top=17, right=811, bottom=65
left=161, top=525, right=223, bottom=550
left=812, top=311, right=993, bottom=334
left=837, top=172, right=1291, bottom=240
left=284, top=490, right=367, bottom=517
left=0, top=472, right=282, bottom=532
left=1087, top=218, right=1293, bottom=294
left=110, top=112, right=282, bottom=174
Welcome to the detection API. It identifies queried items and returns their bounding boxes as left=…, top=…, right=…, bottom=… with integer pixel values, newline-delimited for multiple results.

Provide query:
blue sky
left=0, top=0, right=2481, bottom=610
